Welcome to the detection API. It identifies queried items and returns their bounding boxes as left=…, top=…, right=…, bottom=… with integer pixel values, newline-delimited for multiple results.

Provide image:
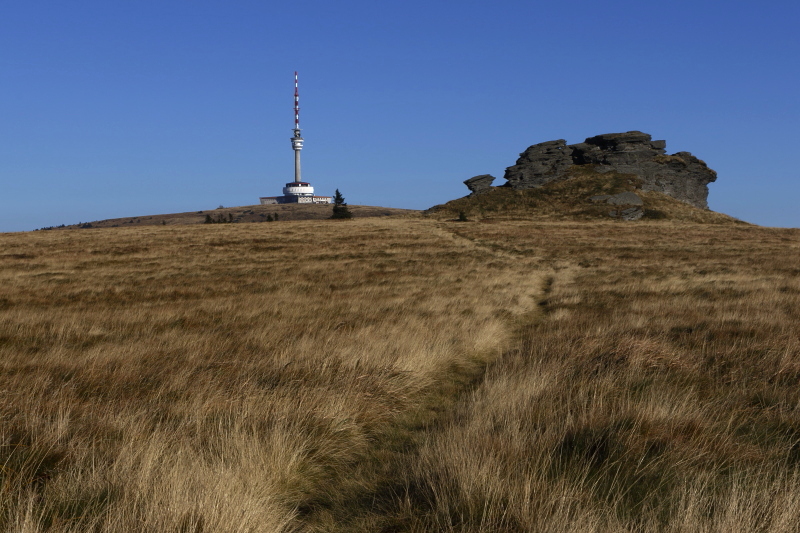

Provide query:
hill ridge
left=37, top=203, right=418, bottom=231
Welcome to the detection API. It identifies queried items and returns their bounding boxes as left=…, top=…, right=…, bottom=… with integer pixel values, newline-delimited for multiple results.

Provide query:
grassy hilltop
left=47, top=203, right=417, bottom=230
left=2, top=205, right=800, bottom=531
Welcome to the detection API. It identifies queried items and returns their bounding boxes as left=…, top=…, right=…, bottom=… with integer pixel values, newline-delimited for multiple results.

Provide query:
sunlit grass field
left=2, top=216, right=799, bottom=532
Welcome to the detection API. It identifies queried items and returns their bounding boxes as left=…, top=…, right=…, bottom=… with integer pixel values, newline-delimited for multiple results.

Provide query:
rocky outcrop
left=590, top=191, right=644, bottom=206
left=610, top=207, right=645, bottom=221
left=503, top=140, right=574, bottom=189
left=490, top=131, right=717, bottom=209
left=463, top=174, right=496, bottom=195
left=590, top=192, right=645, bottom=220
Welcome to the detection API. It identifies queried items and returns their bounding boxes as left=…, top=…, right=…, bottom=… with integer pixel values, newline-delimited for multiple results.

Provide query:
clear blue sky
left=2, top=0, right=798, bottom=232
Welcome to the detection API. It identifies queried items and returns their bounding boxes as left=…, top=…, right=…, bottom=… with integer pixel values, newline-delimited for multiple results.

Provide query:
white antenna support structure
left=290, top=71, right=304, bottom=183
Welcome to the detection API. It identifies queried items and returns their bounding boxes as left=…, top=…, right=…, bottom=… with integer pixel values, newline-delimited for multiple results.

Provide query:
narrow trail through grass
left=386, top=220, right=800, bottom=532
left=296, top=222, right=551, bottom=532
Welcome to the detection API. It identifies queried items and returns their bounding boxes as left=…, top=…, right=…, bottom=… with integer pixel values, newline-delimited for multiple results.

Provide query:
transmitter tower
left=291, top=72, right=303, bottom=182
left=260, top=72, right=332, bottom=205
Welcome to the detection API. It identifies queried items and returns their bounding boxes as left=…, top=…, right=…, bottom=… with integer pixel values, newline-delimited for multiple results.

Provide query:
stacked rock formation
left=462, top=174, right=496, bottom=195
left=464, top=131, right=717, bottom=209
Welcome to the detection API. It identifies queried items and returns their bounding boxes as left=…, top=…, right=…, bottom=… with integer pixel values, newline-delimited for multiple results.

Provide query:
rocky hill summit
left=464, top=131, right=717, bottom=209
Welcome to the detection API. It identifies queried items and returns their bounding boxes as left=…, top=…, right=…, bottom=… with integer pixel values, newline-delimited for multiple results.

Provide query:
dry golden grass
left=399, top=220, right=800, bottom=532
left=0, top=218, right=543, bottom=532
left=2, top=216, right=800, bottom=532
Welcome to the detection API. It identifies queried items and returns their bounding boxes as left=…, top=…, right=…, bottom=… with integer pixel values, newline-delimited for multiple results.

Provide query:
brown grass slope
left=2, top=215, right=800, bottom=532
left=0, top=218, right=543, bottom=532
left=48, top=203, right=418, bottom=230
left=398, top=221, right=800, bottom=532
left=428, top=167, right=741, bottom=224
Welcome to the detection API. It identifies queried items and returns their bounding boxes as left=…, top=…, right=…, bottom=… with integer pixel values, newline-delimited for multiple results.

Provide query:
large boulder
left=572, top=131, right=667, bottom=168
left=490, top=131, right=717, bottom=209
left=463, top=174, right=496, bottom=195
left=644, top=152, right=718, bottom=209
left=504, top=140, right=574, bottom=188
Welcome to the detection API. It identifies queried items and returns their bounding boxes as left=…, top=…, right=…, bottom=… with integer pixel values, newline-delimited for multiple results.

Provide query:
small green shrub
left=331, top=189, right=353, bottom=219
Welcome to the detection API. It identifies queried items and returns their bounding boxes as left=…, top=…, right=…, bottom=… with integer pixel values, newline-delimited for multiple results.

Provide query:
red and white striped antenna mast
left=290, top=71, right=304, bottom=183
left=293, top=71, right=300, bottom=132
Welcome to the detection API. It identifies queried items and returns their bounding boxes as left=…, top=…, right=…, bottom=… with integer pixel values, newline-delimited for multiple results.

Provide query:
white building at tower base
left=259, top=181, right=332, bottom=205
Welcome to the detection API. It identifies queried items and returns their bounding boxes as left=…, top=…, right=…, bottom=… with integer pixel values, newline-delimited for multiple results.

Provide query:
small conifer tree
left=331, top=189, right=352, bottom=219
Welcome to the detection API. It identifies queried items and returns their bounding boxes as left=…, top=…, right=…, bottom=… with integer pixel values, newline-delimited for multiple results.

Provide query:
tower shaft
left=290, top=71, right=304, bottom=183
